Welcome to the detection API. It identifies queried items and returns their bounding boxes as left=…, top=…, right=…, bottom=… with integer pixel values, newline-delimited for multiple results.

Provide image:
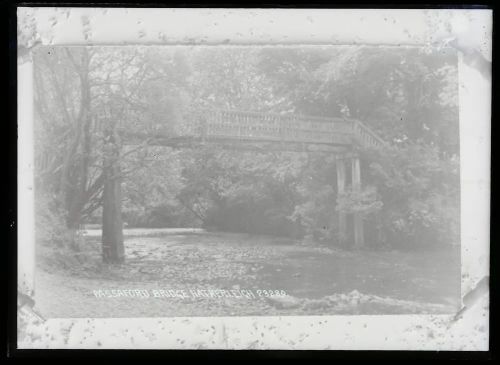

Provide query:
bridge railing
left=95, top=108, right=386, bottom=149
left=199, top=109, right=354, bottom=145
left=34, top=110, right=387, bottom=179
left=351, top=120, right=387, bottom=149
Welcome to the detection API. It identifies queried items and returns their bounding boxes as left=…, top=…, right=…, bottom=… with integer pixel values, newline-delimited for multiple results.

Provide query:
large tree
left=34, top=46, right=190, bottom=261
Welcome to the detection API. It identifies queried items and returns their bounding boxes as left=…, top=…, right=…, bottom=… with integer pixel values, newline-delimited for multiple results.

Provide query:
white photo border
left=17, top=7, right=491, bottom=350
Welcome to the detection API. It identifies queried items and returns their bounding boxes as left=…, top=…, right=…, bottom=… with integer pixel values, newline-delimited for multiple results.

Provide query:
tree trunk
left=102, top=133, right=125, bottom=263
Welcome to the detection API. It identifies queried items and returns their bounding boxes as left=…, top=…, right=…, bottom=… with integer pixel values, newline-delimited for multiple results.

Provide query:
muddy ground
left=34, top=230, right=461, bottom=317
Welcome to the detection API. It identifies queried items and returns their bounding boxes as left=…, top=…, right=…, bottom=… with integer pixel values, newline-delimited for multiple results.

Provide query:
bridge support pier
left=336, top=156, right=347, bottom=245
left=351, top=156, right=364, bottom=249
left=102, top=132, right=125, bottom=264
left=336, top=154, right=364, bottom=249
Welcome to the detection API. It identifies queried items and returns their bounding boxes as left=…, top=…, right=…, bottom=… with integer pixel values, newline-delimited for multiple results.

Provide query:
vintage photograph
left=15, top=7, right=490, bottom=351
left=25, top=44, right=461, bottom=319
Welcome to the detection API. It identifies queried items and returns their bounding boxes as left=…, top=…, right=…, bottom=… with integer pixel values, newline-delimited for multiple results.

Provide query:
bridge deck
left=116, top=108, right=386, bottom=152
left=35, top=109, right=387, bottom=172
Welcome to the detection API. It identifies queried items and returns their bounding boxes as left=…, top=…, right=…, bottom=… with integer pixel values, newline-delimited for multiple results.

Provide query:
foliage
left=121, top=147, right=195, bottom=227
left=35, top=45, right=460, bottom=250
left=362, top=144, right=460, bottom=247
left=255, top=46, right=460, bottom=247
left=34, top=46, right=190, bottom=230
left=35, top=193, right=74, bottom=249
left=178, top=148, right=305, bottom=237
left=34, top=192, right=89, bottom=272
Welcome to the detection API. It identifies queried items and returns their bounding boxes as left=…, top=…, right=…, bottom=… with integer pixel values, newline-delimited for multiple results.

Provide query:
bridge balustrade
left=88, top=108, right=385, bottom=150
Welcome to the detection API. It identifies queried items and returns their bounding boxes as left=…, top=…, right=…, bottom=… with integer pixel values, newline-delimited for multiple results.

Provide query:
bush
left=122, top=202, right=200, bottom=228
left=35, top=192, right=92, bottom=272
left=203, top=199, right=299, bottom=237
left=290, top=144, right=459, bottom=249
left=362, top=144, right=460, bottom=248
left=35, top=193, right=74, bottom=249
